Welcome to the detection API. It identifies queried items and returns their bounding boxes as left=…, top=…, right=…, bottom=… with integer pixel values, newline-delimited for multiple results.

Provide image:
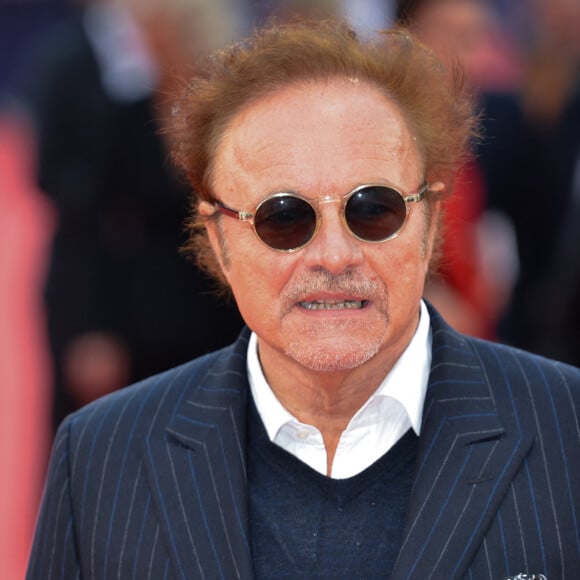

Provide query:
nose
left=302, top=202, right=364, bottom=274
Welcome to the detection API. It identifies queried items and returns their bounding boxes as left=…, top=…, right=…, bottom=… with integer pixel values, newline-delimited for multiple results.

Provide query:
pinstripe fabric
left=462, top=345, right=580, bottom=579
left=28, top=307, right=580, bottom=579
left=393, top=314, right=580, bottom=578
left=28, top=333, right=254, bottom=580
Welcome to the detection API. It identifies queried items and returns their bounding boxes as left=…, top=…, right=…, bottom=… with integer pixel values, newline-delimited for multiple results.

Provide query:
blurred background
left=0, top=0, right=578, bottom=577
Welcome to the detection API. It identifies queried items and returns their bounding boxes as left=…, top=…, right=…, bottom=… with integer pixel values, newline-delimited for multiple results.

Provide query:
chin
left=285, top=339, right=382, bottom=372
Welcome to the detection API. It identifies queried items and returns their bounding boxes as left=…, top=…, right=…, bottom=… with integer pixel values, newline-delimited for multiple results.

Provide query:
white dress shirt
left=248, top=300, right=432, bottom=479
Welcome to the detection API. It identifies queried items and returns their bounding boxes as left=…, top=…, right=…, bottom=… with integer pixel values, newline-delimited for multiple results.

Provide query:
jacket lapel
left=141, top=330, right=254, bottom=580
left=392, top=309, right=534, bottom=579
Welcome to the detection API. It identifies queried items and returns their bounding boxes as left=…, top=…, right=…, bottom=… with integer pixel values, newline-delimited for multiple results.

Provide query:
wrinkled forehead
left=210, top=78, right=423, bottom=199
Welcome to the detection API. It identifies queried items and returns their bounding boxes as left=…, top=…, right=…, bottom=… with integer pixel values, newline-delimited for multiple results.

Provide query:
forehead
left=212, top=78, right=422, bottom=199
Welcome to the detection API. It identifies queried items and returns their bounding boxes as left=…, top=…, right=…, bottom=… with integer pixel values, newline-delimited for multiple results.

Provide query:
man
left=28, top=20, right=580, bottom=579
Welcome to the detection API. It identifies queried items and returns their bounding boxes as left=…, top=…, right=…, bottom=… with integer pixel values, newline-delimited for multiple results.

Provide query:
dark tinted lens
left=254, top=195, right=317, bottom=250
left=345, top=186, right=406, bottom=241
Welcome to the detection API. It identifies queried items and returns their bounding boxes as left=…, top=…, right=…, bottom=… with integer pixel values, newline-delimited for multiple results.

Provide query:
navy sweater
left=247, top=397, right=417, bottom=579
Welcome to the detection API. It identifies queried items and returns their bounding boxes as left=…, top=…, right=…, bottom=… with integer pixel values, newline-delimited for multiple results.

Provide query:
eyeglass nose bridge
left=310, top=193, right=360, bottom=248
left=317, top=193, right=344, bottom=206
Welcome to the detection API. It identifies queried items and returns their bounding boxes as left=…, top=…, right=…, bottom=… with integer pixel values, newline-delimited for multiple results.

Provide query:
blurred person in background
left=251, top=0, right=340, bottom=26
left=17, top=0, right=246, bottom=432
left=248, top=0, right=393, bottom=37
left=478, top=0, right=580, bottom=366
left=396, top=0, right=521, bottom=339
left=339, top=0, right=394, bottom=37
left=255, top=0, right=394, bottom=33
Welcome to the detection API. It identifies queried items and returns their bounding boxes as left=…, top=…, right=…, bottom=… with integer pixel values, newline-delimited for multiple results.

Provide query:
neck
left=258, top=344, right=407, bottom=475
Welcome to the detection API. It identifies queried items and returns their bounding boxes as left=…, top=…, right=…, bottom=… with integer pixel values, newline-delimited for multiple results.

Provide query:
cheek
left=213, top=219, right=267, bottom=283
left=369, top=230, right=430, bottom=303
left=389, top=250, right=428, bottom=292
left=226, top=243, right=295, bottom=322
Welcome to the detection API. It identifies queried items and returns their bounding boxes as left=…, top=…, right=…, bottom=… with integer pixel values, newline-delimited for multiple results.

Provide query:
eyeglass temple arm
left=404, top=182, right=429, bottom=203
left=214, top=201, right=254, bottom=222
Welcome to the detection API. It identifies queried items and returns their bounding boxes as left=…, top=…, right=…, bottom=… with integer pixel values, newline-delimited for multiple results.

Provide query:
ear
left=428, top=181, right=446, bottom=198
left=197, top=200, right=217, bottom=218
left=198, top=201, right=232, bottom=283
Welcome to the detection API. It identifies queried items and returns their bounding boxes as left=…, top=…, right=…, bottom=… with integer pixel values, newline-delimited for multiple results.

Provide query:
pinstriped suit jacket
left=28, top=306, right=580, bottom=579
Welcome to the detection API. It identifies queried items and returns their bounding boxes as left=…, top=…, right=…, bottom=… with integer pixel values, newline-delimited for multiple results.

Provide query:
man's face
left=205, top=79, right=438, bottom=376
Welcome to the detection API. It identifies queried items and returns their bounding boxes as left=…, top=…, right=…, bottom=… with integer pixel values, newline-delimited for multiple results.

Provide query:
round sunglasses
left=213, top=182, right=429, bottom=252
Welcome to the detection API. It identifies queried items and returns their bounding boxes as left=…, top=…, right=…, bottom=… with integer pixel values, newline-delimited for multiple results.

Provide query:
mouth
left=298, top=299, right=368, bottom=311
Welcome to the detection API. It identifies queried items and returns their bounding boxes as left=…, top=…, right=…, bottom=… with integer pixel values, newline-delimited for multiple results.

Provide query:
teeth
left=299, top=300, right=364, bottom=310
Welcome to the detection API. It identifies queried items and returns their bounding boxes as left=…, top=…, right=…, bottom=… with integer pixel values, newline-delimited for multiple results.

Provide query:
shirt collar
left=247, top=300, right=432, bottom=440
left=370, top=299, right=431, bottom=434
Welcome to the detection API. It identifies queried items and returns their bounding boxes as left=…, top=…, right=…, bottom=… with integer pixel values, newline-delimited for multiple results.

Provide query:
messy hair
left=167, top=19, right=478, bottom=288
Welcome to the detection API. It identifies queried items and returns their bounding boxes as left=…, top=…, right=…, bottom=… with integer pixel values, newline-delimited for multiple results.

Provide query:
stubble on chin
left=284, top=319, right=385, bottom=371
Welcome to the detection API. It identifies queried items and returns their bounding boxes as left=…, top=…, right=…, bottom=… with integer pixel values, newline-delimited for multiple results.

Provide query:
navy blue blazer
left=28, top=307, right=580, bottom=579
